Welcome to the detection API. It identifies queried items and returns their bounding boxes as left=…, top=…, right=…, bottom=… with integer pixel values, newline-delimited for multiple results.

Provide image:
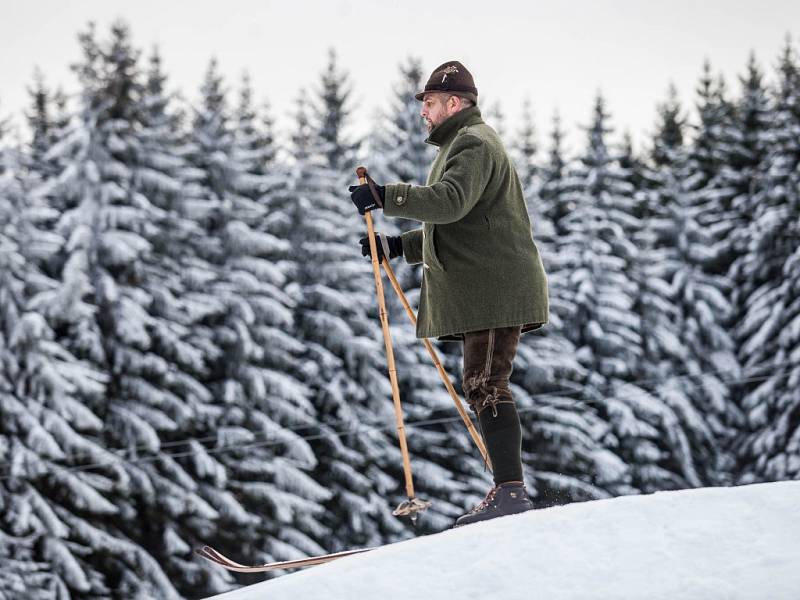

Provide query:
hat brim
left=415, top=90, right=478, bottom=103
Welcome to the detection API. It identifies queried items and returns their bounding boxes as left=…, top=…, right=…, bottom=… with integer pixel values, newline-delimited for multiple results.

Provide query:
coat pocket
left=422, top=226, right=446, bottom=272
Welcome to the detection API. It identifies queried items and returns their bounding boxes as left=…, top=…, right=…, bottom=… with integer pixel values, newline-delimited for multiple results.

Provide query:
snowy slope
left=206, top=481, right=800, bottom=600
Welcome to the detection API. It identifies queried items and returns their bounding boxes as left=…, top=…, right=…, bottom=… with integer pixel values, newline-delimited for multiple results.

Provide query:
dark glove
left=359, top=232, right=403, bottom=262
left=349, top=183, right=385, bottom=215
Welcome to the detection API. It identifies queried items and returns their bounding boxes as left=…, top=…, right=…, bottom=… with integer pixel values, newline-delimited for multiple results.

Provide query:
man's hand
left=349, top=183, right=385, bottom=215
left=359, top=232, right=403, bottom=262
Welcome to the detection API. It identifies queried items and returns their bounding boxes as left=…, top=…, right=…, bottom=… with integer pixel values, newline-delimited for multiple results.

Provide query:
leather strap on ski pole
left=374, top=231, right=392, bottom=262
left=360, top=167, right=384, bottom=209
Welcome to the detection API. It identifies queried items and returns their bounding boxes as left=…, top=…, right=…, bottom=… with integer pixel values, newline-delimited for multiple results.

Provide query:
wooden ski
left=195, top=544, right=374, bottom=573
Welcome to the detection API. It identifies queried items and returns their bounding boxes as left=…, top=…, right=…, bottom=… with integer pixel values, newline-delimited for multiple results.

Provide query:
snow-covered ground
left=206, top=481, right=800, bottom=600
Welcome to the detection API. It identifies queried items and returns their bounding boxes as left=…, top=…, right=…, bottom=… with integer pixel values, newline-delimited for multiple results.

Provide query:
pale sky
left=1, top=0, right=798, bottom=157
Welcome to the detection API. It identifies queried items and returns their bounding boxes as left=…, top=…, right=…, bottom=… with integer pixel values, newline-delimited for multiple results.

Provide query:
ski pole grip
left=355, top=166, right=384, bottom=208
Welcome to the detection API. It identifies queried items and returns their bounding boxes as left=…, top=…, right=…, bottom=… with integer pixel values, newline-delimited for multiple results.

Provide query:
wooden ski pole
left=356, top=166, right=430, bottom=520
left=378, top=258, right=493, bottom=472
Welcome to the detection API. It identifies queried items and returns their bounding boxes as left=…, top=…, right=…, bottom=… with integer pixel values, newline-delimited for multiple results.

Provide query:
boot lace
left=468, top=485, right=499, bottom=515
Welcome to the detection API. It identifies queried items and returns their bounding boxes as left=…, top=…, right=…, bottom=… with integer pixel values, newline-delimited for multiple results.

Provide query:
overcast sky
left=1, top=0, right=798, bottom=156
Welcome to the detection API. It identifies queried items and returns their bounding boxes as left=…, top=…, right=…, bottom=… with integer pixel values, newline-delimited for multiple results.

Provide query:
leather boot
left=454, top=481, right=533, bottom=527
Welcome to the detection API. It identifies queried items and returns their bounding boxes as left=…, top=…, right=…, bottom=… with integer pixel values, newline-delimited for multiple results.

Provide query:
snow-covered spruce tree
left=733, top=38, right=800, bottom=483
left=25, top=69, right=62, bottom=181
left=725, top=52, right=775, bottom=302
left=634, top=85, right=687, bottom=376
left=65, top=26, right=218, bottom=597
left=697, top=56, right=773, bottom=284
left=619, top=132, right=647, bottom=193
left=4, top=23, right=191, bottom=598
left=0, top=102, right=73, bottom=599
left=558, top=93, right=729, bottom=494
left=681, top=61, right=751, bottom=277
left=126, top=47, right=255, bottom=596
left=314, top=48, right=359, bottom=174
left=651, top=61, right=759, bottom=484
left=179, top=59, right=333, bottom=585
left=538, top=111, right=574, bottom=237
left=4, top=79, right=173, bottom=597
left=671, top=54, right=773, bottom=481
left=232, top=72, right=281, bottom=193
left=0, top=212, right=111, bottom=599
left=632, top=83, right=742, bottom=488
left=557, top=94, right=643, bottom=383
left=650, top=83, right=685, bottom=170
left=9, top=24, right=305, bottom=598
left=636, top=85, right=688, bottom=377
left=24, top=83, right=72, bottom=188
left=533, top=111, right=569, bottom=254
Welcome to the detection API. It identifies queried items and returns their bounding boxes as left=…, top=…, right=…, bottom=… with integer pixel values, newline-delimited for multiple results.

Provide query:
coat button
left=395, top=195, right=405, bottom=205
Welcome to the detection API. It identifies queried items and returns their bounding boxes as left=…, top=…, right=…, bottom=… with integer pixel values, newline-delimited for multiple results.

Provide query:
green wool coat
left=383, top=105, right=549, bottom=341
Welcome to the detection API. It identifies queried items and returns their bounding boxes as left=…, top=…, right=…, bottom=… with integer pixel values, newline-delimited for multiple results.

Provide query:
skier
left=349, top=61, right=550, bottom=527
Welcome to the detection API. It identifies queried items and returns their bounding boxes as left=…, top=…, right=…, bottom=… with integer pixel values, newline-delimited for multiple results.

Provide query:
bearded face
left=420, top=93, right=460, bottom=132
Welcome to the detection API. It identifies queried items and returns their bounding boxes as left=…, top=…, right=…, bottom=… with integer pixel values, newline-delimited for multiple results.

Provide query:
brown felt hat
left=415, top=60, right=478, bottom=103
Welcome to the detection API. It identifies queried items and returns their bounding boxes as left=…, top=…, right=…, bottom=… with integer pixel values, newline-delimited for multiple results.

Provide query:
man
left=349, top=61, right=549, bottom=527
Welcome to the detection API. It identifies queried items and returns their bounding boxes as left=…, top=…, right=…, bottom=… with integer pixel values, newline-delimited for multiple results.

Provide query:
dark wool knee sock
left=478, top=402, right=523, bottom=485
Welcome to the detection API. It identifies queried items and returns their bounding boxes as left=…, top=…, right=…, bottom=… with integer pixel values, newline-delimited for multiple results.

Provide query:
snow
left=206, top=481, right=800, bottom=600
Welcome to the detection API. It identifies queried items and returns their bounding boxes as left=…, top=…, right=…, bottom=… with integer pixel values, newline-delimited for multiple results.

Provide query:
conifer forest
left=0, top=21, right=798, bottom=599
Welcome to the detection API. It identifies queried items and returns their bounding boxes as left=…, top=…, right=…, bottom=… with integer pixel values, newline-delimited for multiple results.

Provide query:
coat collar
left=425, top=106, right=483, bottom=147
